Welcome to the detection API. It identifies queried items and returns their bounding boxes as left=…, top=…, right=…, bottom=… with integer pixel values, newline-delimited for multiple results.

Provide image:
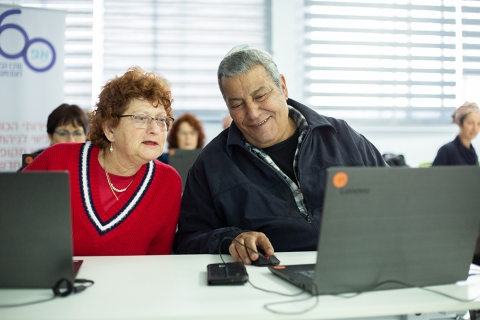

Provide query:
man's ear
left=280, top=74, right=289, bottom=100
left=102, top=122, right=114, bottom=142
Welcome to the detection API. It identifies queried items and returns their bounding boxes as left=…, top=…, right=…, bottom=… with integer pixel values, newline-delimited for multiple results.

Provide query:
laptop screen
left=0, top=172, right=75, bottom=289
left=168, top=148, right=201, bottom=191
left=269, top=166, right=480, bottom=295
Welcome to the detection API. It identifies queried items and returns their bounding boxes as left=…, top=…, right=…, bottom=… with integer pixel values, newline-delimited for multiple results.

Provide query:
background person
left=432, top=102, right=480, bottom=166
left=173, top=45, right=387, bottom=263
left=18, top=103, right=88, bottom=171
left=47, top=103, right=89, bottom=146
left=24, top=66, right=182, bottom=256
left=158, top=112, right=205, bottom=163
left=431, top=102, right=480, bottom=265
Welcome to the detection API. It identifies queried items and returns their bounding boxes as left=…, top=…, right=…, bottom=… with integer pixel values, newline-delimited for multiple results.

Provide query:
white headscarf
left=453, top=102, right=480, bottom=125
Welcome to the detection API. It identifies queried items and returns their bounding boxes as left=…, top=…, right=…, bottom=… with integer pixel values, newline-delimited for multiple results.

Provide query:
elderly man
left=173, top=45, right=387, bottom=264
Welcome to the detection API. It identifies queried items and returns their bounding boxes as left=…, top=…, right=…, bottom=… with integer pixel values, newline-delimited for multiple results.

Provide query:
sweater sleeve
left=146, top=166, right=182, bottom=255
left=23, top=144, right=67, bottom=171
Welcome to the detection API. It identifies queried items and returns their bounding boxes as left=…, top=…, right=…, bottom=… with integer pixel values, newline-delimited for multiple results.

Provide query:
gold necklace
left=103, top=151, right=134, bottom=200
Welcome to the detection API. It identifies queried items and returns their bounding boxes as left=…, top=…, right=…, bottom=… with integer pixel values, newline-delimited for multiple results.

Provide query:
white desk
left=1, top=252, right=480, bottom=320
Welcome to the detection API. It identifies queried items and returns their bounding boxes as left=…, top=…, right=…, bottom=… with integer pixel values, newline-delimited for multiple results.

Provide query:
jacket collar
left=225, top=98, right=336, bottom=156
left=287, top=98, right=335, bottom=130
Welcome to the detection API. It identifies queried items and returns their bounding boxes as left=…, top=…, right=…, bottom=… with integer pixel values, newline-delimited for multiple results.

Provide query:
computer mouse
left=251, top=248, right=280, bottom=266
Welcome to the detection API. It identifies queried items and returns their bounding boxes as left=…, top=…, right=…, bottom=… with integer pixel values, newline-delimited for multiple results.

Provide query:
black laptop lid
left=0, top=172, right=74, bottom=288
left=22, top=153, right=39, bottom=169
left=168, top=148, right=201, bottom=191
left=312, top=166, right=480, bottom=294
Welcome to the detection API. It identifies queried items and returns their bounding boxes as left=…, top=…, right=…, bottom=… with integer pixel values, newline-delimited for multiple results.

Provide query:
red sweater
left=24, top=142, right=182, bottom=256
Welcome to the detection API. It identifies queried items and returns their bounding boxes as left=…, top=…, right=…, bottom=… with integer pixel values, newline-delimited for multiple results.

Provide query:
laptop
left=269, top=166, right=480, bottom=295
left=22, top=153, right=38, bottom=168
left=17, top=153, right=41, bottom=171
left=0, top=172, right=81, bottom=289
left=168, top=148, right=202, bottom=191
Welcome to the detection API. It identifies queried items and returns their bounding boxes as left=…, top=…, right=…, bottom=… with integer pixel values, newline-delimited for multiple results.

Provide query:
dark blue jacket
left=173, top=99, right=387, bottom=254
left=432, top=135, right=479, bottom=166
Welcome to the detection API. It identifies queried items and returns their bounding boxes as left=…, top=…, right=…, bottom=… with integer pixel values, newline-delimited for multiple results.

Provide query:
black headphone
left=52, top=278, right=94, bottom=297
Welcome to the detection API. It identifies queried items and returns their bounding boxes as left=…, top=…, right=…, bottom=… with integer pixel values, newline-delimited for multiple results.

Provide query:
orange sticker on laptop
left=332, top=172, right=348, bottom=188
left=169, top=149, right=176, bottom=156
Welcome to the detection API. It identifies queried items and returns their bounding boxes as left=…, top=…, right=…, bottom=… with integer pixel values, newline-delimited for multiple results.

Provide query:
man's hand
left=229, top=231, right=274, bottom=265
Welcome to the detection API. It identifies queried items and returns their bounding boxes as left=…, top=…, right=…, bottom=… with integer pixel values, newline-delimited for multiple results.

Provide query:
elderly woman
left=158, top=113, right=205, bottom=163
left=24, top=67, right=182, bottom=256
left=432, top=102, right=480, bottom=166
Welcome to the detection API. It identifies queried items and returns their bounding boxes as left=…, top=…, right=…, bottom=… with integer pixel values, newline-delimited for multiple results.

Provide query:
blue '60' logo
left=0, top=9, right=56, bottom=72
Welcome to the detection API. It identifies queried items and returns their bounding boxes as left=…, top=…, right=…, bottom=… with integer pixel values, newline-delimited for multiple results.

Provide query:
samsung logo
left=340, top=188, right=370, bottom=194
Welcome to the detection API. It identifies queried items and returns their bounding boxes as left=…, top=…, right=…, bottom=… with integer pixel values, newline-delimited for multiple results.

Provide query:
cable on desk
left=262, top=287, right=319, bottom=315
left=0, top=278, right=94, bottom=308
left=220, top=238, right=310, bottom=288
left=332, top=279, right=480, bottom=303
left=247, top=279, right=304, bottom=297
left=218, top=236, right=319, bottom=315
left=217, top=237, right=480, bottom=315
left=0, top=296, right=57, bottom=308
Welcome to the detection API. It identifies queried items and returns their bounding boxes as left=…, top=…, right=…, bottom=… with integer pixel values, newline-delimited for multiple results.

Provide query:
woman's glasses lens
left=126, top=114, right=174, bottom=131
left=55, top=130, right=85, bottom=138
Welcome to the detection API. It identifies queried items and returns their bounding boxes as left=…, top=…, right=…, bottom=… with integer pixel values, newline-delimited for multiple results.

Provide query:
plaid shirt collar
left=243, top=106, right=310, bottom=216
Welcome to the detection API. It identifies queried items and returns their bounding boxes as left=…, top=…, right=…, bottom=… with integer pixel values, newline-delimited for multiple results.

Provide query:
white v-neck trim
left=79, top=142, right=155, bottom=235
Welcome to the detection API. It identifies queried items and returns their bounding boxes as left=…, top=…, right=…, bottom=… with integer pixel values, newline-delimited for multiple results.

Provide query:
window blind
left=304, top=0, right=461, bottom=124
left=2, top=0, right=271, bottom=112
left=461, top=1, right=480, bottom=103
left=100, top=0, right=271, bottom=111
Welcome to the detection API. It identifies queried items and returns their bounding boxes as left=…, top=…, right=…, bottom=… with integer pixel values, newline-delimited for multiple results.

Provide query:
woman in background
left=158, top=112, right=205, bottom=163
left=47, top=103, right=89, bottom=146
left=24, top=66, right=182, bottom=256
left=18, top=103, right=88, bottom=171
left=432, top=102, right=480, bottom=265
left=432, top=102, right=480, bottom=166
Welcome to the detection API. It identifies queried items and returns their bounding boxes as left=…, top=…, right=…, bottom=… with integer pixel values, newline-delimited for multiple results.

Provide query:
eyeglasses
left=118, top=114, right=174, bottom=131
left=54, top=130, right=85, bottom=139
left=178, top=130, right=198, bottom=137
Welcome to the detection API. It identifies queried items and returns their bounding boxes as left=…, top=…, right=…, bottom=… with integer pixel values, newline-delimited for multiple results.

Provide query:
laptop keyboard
left=296, top=270, right=314, bottom=279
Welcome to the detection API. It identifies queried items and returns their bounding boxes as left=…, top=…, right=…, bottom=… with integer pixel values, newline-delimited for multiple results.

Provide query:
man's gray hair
left=217, top=44, right=282, bottom=99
